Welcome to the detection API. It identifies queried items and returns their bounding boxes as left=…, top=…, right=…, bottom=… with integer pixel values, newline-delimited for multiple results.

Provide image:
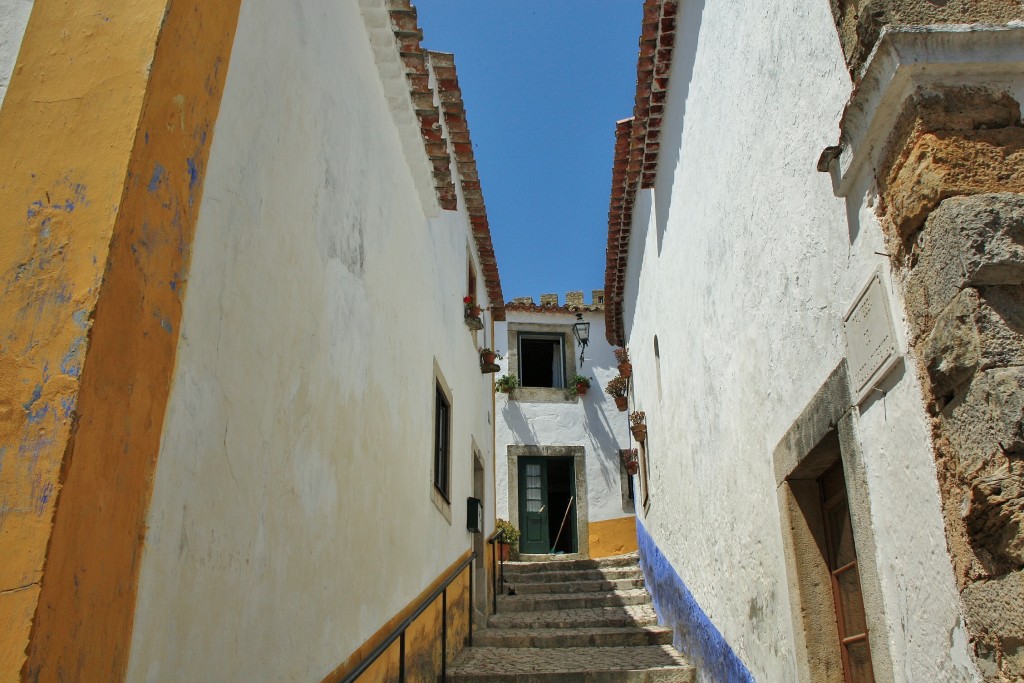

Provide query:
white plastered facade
left=0, top=0, right=34, bottom=108
left=619, top=1, right=981, bottom=681
left=125, top=1, right=497, bottom=679
left=494, top=309, right=634, bottom=549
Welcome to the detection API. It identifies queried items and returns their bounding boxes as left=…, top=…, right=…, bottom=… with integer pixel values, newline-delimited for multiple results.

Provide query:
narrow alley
left=1, top=0, right=1022, bottom=682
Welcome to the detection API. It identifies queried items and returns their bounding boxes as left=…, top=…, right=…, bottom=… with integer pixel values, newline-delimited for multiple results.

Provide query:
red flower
left=463, top=296, right=473, bottom=304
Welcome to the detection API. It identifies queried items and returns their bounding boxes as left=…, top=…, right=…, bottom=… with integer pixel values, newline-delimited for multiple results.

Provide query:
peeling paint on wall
left=0, top=0, right=244, bottom=679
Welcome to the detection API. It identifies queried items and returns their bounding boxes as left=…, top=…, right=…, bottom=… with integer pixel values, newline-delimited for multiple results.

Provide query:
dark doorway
left=518, top=457, right=576, bottom=554
left=546, top=458, right=576, bottom=554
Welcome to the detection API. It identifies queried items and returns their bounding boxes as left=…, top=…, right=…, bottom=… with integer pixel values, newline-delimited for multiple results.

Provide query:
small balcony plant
left=605, top=375, right=629, bottom=412
left=614, top=347, right=632, bottom=378
left=629, top=410, right=647, bottom=442
left=570, top=374, right=591, bottom=396
left=495, top=374, right=519, bottom=394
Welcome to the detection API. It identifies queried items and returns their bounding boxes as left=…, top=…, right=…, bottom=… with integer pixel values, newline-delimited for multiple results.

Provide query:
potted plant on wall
left=495, top=518, right=521, bottom=560
left=480, top=348, right=501, bottom=373
left=614, top=347, right=632, bottom=378
left=620, top=448, right=639, bottom=476
left=495, top=374, right=518, bottom=394
left=629, top=411, right=647, bottom=442
left=605, top=375, right=629, bottom=411
left=570, top=374, right=591, bottom=396
left=464, top=295, right=483, bottom=330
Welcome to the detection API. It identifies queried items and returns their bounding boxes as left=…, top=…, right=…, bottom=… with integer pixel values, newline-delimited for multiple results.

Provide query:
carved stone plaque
left=844, top=270, right=899, bottom=403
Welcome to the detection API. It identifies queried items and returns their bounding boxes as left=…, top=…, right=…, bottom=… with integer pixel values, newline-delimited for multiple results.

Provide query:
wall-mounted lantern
left=573, top=313, right=590, bottom=366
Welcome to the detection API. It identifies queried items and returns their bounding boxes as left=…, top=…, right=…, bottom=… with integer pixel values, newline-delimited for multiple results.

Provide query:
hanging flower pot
left=480, top=348, right=501, bottom=374
left=569, top=374, right=591, bottom=397
left=464, top=296, right=483, bottom=329
left=614, top=348, right=631, bottom=378
left=464, top=295, right=482, bottom=318
left=605, top=375, right=629, bottom=411
left=620, top=448, right=639, bottom=476
left=629, top=411, right=647, bottom=441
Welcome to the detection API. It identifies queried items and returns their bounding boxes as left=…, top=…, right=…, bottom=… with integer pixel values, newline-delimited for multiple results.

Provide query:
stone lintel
left=823, top=24, right=1024, bottom=198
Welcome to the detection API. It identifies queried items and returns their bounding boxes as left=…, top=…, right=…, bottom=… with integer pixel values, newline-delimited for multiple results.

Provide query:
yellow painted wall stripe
left=325, top=549, right=476, bottom=682
left=589, top=516, right=639, bottom=559
left=0, top=0, right=242, bottom=679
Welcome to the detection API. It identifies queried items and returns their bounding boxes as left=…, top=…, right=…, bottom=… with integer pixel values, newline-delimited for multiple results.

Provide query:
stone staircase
left=449, top=553, right=694, bottom=682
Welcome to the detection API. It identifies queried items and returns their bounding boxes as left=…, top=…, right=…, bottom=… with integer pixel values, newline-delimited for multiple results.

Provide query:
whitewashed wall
left=0, top=0, right=34, bottom=108
left=494, top=311, right=632, bottom=526
left=622, top=0, right=974, bottom=680
left=125, top=1, right=496, bottom=680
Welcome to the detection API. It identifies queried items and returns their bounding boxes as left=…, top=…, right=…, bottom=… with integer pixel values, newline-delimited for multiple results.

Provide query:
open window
left=505, top=323, right=578, bottom=403
left=518, top=334, right=565, bottom=388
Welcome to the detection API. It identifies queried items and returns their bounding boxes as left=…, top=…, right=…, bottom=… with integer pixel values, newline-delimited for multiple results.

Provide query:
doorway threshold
left=517, top=552, right=587, bottom=562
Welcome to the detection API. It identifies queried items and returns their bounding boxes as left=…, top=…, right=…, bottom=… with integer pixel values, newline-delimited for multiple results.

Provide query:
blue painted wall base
left=636, top=517, right=756, bottom=683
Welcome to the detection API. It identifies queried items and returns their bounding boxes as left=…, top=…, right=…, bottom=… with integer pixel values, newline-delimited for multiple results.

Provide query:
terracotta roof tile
left=388, top=4, right=458, bottom=209
left=604, top=0, right=678, bottom=345
left=428, top=51, right=506, bottom=320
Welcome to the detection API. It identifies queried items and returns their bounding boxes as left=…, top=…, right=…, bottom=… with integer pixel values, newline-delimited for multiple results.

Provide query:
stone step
left=488, top=604, right=659, bottom=630
left=502, top=553, right=639, bottom=576
left=473, top=625, right=674, bottom=649
left=510, top=576, right=646, bottom=595
left=505, top=566, right=643, bottom=585
left=497, top=588, right=651, bottom=612
left=448, top=645, right=695, bottom=682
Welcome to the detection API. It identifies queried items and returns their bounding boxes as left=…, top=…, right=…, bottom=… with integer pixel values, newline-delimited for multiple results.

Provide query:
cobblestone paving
left=487, top=604, right=659, bottom=630
left=506, top=567, right=644, bottom=584
left=450, top=554, right=694, bottom=681
left=450, top=645, right=688, bottom=673
left=474, top=625, right=673, bottom=648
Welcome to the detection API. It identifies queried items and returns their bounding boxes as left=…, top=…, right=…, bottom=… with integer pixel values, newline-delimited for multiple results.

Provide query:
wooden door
left=518, top=458, right=550, bottom=554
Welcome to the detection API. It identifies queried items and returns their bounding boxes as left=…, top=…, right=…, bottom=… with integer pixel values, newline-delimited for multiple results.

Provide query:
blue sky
left=418, top=2, right=641, bottom=304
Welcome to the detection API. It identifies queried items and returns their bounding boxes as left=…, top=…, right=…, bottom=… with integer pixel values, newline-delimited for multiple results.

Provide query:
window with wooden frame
left=433, top=382, right=451, bottom=502
left=638, top=441, right=651, bottom=511
left=819, top=461, right=874, bottom=683
left=467, top=255, right=477, bottom=305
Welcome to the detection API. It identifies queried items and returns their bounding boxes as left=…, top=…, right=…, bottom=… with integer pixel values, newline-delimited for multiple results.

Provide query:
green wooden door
left=518, top=458, right=550, bottom=554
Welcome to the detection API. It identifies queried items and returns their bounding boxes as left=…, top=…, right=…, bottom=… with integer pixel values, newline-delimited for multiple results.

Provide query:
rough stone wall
left=828, top=0, right=1024, bottom=76
left=877, top=85, right=1024, bottom=680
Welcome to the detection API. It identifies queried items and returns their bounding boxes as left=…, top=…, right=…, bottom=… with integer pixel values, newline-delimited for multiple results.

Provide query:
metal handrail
left=487, top=529, right=509, bottom=613
left=341, top=551, right=476, bottom=683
